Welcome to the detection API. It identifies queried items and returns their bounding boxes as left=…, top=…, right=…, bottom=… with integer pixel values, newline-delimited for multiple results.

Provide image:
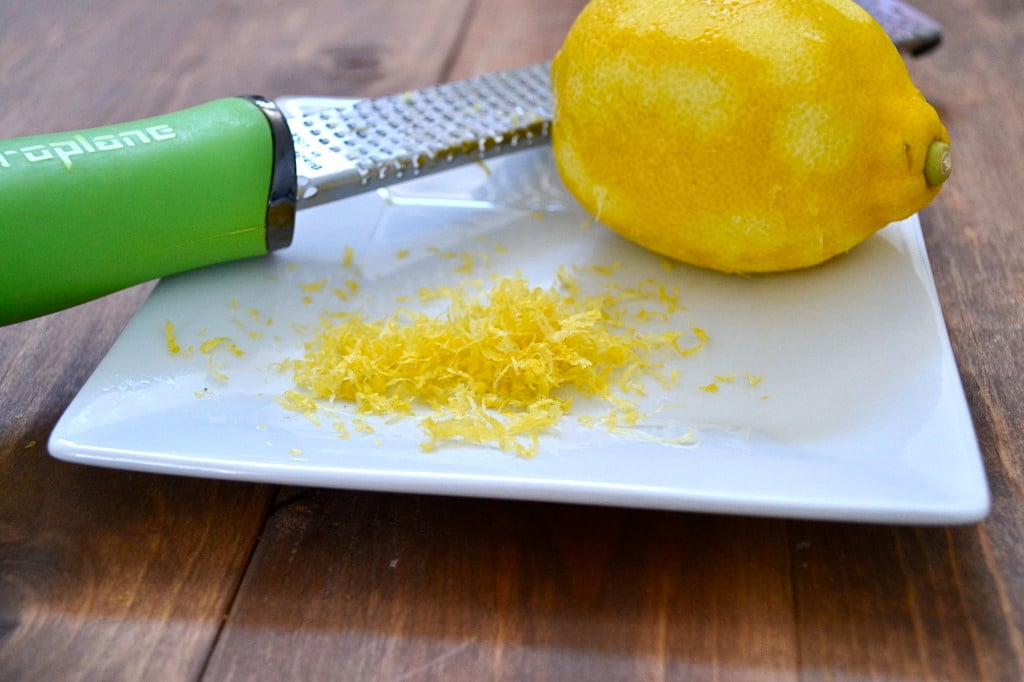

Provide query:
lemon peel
left=551, top=0, right=951, bottom=273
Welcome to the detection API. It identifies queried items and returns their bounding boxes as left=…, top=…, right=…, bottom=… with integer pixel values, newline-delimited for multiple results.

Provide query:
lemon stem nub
left=925, top=141, right=952, bottom=186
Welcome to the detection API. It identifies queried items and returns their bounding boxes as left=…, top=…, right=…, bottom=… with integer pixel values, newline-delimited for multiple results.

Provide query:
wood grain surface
left=1, top=1, right=1022, bottom=680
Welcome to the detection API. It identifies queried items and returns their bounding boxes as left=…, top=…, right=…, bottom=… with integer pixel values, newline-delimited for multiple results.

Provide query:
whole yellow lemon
left=551, top=0, right=952, bottom=272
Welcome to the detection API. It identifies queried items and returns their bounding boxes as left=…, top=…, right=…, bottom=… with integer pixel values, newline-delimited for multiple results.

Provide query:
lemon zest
left=283, top=274, right=704, bottom=457
left=300, top=278, right=327, bottom=293
left=164, top=321, right=181, bottom=355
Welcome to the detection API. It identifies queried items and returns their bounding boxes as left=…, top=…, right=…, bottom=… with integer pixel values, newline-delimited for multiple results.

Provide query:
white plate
left=49, top=147, right=988, bottom=524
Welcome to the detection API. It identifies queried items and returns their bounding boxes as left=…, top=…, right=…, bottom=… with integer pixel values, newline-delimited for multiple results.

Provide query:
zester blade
left=292, top=62, right=552, bottom=209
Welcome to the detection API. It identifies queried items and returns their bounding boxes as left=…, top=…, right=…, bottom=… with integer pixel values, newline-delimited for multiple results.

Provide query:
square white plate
left=49, top=147, right=988, bottom=524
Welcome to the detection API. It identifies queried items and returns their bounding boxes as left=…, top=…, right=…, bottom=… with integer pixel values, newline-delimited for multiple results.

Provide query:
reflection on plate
left=49, top=147, right=988, bottom=524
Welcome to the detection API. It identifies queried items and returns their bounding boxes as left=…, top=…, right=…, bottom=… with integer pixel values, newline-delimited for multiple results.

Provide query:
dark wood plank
left=446, top=0, right=588, bottom=76
left=0, top=288, right=277, bottom=681
left=204, top=492, right=799, bottom=681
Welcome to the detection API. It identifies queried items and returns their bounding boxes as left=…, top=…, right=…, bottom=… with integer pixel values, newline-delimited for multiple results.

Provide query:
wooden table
left=1, top=1, right=1021, bottom=679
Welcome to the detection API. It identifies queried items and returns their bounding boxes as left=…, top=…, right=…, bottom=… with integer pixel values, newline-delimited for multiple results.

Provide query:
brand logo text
left=0, top=124, right=177, bottom=170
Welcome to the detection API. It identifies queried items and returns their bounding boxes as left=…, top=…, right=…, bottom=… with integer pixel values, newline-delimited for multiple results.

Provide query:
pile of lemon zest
left=342, top=245, right=355, bottom=267
left=699, top=383, right=719, bottom=393
left=747, top=373, right=764, bottom=387
left=300, top=278, right=327, bottom=293
left=164, top=321, right=181, bottom=355
left=283, top=274, right=697, bottom=456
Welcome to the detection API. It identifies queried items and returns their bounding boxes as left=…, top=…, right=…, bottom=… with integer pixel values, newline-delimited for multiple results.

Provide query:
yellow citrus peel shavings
left=300, top=278, right=327, bottom=293
left=199, top=337, right=244, bottom=357
left=164, top=321, right=181, bottom=355
left=284, top=274, right=704, bottom=457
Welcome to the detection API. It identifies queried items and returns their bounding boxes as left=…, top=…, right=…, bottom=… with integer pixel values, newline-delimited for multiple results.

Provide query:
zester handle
left=0, top=97, right=295, bottom=326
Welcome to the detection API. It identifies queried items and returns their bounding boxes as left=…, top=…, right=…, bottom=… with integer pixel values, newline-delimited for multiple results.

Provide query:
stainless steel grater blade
left=291, top=62, right=553, bottom=209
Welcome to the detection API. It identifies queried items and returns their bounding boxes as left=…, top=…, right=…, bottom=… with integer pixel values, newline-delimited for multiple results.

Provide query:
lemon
left=551, top=0, right=951, bottom=272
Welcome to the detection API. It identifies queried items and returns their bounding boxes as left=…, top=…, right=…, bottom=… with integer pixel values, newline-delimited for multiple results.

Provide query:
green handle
left=0, top=97, right=295, bottom=326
